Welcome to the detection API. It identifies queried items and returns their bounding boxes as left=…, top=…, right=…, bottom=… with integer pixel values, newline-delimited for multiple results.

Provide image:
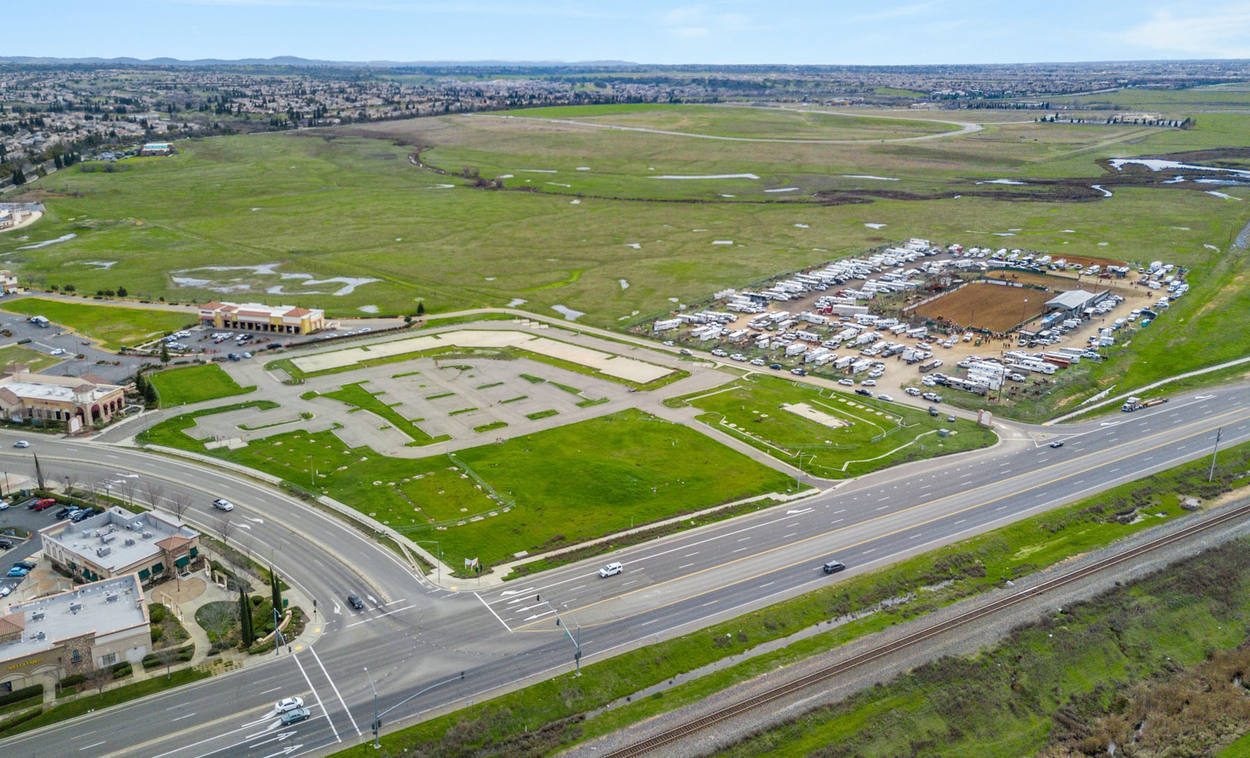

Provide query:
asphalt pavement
left=0, top=383, right=1244, bottom=757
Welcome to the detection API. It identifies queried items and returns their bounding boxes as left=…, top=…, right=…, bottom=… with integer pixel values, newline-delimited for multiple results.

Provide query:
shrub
left=149, top=604, right=167, bottom=624
left=150, top=626, right=164, bottom=643
left=0, top=685, right=41, bottom=708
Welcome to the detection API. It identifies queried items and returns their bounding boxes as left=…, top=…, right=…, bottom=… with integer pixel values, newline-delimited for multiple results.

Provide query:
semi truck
left=1121, top=396, right=1168, bottom=413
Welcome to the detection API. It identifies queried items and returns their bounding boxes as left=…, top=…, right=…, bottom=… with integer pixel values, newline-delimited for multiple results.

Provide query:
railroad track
left=602, top=501, right=1250, bottom=758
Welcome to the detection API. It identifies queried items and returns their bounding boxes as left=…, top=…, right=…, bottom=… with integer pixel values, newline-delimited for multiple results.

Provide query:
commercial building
left=0, top=574, right=150, bottom=694
left=0, top=369, right=125, bottom=431
left=40, top=507, right=200, bottom=585
left=198, top=301, right=325, bottom=335
left=0, top=270, right=17, bottom=294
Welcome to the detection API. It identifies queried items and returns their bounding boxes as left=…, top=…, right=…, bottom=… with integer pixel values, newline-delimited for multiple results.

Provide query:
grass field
left=503, top=104, right=961, bottom=140
left=0, top=297, right=194, bottom=349
left=678, top=375, right=996, bottom=477
left=144, top=407, right=795, bottom=567
left=0, top=344, right=60, bottom=373
left=913, top=281, right=1050, bottom=332
left=3, top=92, right=1249, bottom=419
left=150, top=363, right=255, bottom=407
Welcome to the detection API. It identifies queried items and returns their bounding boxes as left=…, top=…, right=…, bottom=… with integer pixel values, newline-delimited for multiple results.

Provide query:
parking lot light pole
left=364, top=666, right=379, bottom=749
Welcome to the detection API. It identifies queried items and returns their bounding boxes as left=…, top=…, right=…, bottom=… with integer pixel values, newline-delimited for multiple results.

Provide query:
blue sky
left=9, top=1, right=1250, bottom=64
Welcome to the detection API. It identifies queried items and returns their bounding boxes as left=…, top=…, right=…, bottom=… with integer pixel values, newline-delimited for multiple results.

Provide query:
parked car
left=0, top=539, right=11, bottom=550
left=212, top=498, right=235, bottom=512
left=280, top=707, right=311, bottom=725
left=822, top=560, right=846, bottom=574
left=12, top=440, right=29, bottom=448
left=598, top=561, right=623, bottom=578
left=14, top=559, right=35, bottom=570
left=904, top=387, right=922, bottom=396
left=0, top=585, right=12, bottom=597
left=768, top=363, right=783, bottom=370
left=749, top=358, right=766, bottom=366
left=346, top=594, right=365, bottom=611
left=32, top=498, right=56, bottom=511
left=0, top=499, right=9, bottom=511
left=71, top=508, right=96, bottom=522
left=855, top=388, right=873, bottom=397
left=837, top=378, right=854, bottom=386
left=275, top=696, right=305, bottom=713
left=54, top=506, right=74, bottom=519
left=790, top=368, right=806, bottom=376
left=861, top=379, right=876, bottom=387
left=877, top=394, right=894, bottom=402
left=7, top=566, right=29, bottom=577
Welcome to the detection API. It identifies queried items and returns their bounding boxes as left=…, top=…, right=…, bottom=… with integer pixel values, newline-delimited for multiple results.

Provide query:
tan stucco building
left=199, top=301, right=325, bottom=335
left=40, top=507, right=200, bottom=586
left=0, top=369, right=125, bottom=431
left=0, top=574, right=150, bottom=695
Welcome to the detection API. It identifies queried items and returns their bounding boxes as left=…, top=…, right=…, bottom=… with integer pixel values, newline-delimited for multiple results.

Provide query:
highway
left=0, top=384, right=1245, bottom=757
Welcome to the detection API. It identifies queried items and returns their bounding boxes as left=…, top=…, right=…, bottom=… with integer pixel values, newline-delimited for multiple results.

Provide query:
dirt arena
left=913, top=282, right=1050, bottom=332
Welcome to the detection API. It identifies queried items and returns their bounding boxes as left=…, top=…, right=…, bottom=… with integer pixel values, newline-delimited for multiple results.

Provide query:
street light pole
left=1208, top=427, right=1223, bottom=482
left=364, top=666, right=379, bottom=749
left=535, top=595, right=582, bottom=675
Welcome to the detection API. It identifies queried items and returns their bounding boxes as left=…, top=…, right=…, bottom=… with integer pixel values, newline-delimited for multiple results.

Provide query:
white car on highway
left=212, top=498, right=235, bottom=512
left=275, top=696, right=304, bottom=713
left=598, top=562, right=623, bottom=578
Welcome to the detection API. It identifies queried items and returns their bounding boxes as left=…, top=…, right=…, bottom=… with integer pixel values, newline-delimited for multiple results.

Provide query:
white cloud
left=1123, top=5, right=1250, bottom=58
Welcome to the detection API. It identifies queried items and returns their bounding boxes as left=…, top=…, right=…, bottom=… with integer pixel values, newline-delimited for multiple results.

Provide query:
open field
left=913, top=281, right=1050, bottom=332
left=0, top=344, right=60, bottom=373
left=144, top=406, right=795, bottom=567
left=332, top=432, right=1250, bottom=758
left=311, top=381, right=448, bottom=445
left=678, top=374, right=996, bottom=477
left=150, top=363, right=255, bottom=407
left=2, top=92, right=1249, bottom=419
left=501, top=104, right=962, bottom=140
left=0, top=297, right=194, bottom=349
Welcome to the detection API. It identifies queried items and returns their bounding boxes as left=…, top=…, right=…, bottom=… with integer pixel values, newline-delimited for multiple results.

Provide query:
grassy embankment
left=0, top=297, right=193, bottom=350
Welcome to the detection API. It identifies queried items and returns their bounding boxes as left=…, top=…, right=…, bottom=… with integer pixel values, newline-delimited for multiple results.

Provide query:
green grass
left=150, top=363, right=255, bottom=407
left=144, top=407, right=795, bottom=567
left=525, top=409, right=558, bottom=420
left=0, top=344, right=60, bottom=373
left=1221, top=731, right=1250, bottom=757
left=678, top=374, right=996, bottom=477
left=504, top=104, right=960, bottom=141
left=716, top=538, right=1250, bottom=757
left=0, top=297, right=195, bottom=349
left=330, top=435, right=1250, bottom=758
left=473, top=421, right=508, bottom=433
left=139, top=399, right=280, bottom=447
left=314, top=381, right=446, bottom=444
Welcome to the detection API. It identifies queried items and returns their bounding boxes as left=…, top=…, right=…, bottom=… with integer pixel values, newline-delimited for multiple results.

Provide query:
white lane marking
left=736, top=537, right=750, bottom=542
left=248, top=731, right=297, bottom=749
left=475, top=592, right=511, bottom=632
left=875, top=504, right=889, bottom=511
left=700, top=600, right=718, bottom=607
left=384, top=598, right=407, bottom=606
left=170, top=713, right=197, bottom=722
left=499, top=586, right=534, bottom=597
left=685, top=551, right=699, bottom=557
left=953, top=519, right=966, bottom=525
left=524, top=609, right=556, bottom=621
left=910, top=533, right=922, bottom=539
left=732, top=547, right=748, bottom=553
left=365, top=594, right=379, bottom=605
left=640, top=618, right=660, bottom=626
left=79, top=741, right=107, bottom=751
left=678, top=563, right=694, bottom=569
left=783, top=532, right=797, bottom=538
left=831, top=518, right=843, bottom=524
left=258, top=743, right=303, bottom=758
left=259, top=686, right=282, bottom=695
left=309, top=645, right=361, bottom=736
left=344, top=604, right=416, bottom=627
left=834, top=509, right=846, bottom=514
left=292, top=652, right=340, bottom=744
left=759, top=581, right=774, bottom=588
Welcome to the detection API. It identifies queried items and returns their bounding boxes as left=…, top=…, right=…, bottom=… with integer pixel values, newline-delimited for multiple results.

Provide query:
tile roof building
left=198, top=301, right=325, bottom=335
left=0, top=369, right=125, bottom=432
left=0, top=574, right=150, bottom=694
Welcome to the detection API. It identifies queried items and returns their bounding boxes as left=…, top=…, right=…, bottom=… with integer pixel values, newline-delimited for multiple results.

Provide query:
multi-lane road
left=0, top=383, right=1245, bottom=758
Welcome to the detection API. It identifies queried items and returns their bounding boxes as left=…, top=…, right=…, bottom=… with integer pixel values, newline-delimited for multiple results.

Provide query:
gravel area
left=565, top=499, right=1250, bottom=757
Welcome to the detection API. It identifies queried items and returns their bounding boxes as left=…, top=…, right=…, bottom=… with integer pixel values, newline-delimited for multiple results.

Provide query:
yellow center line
left=513, top=406, right=1250, bottom=632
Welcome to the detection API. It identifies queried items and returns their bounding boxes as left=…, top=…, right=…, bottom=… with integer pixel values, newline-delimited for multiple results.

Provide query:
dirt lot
left=982, top=270, right=1137, bottom=296
left=913, top=282, right=1049, bottom=332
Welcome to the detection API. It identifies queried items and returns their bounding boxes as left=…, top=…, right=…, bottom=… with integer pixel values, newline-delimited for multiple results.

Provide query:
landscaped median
left=329, top=435, right=1250, bottom=758
left=139, top=406, right=798, bottom=572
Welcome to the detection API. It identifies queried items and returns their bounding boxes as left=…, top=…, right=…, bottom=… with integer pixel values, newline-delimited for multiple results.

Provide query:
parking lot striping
left=511, top=411, right=1250, bottom=633
left=476, top=592, right=512, bottom=632
left=292, top=652, right=339, bottom=744
left=309, top=645, right=361, bottom=737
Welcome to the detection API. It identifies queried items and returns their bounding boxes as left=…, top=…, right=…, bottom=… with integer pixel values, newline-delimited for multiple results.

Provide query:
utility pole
left=1208, top=427, right=1223, bottom=482
left=364, top=666, right=379, bottom=749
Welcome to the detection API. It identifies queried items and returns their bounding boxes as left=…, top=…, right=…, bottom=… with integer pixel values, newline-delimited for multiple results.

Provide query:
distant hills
left=0, top=56, right=638, bottom=68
